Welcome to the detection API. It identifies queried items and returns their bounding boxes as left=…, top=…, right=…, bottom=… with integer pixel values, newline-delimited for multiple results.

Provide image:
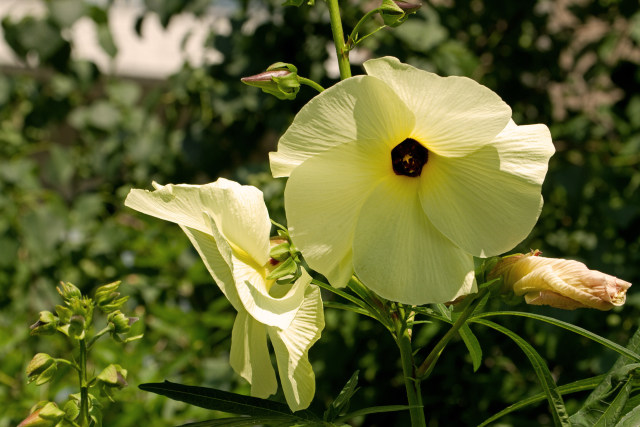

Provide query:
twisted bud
left=489, top=250, right=631, bottom=311
left=241, top=62, right=300, bottom=100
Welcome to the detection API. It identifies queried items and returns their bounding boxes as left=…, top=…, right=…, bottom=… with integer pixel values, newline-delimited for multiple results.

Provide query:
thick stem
left=78, top=339, right=90, bottom=427
left=326, top=0, right=351, bottom=80
left=395, top=314, right=427, bottom=427
left=416, top=288, right=489, bottom=379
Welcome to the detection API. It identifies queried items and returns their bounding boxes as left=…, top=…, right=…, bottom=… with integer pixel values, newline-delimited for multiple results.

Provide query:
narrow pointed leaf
left=458, top=324, right=482, bottom=372
left=139, top=381, right=319, bottom=422
left=179, top=416, right=306, bottom=427
left=324, top=371, right=359, bottom=422
left=478, top=375, right=605, bottom=426
left=471, top=319, right=571, bottom=426
left=322, top=301, right=376, bottom=319
left=471, top=311, right=640, bottom=363
left=335, top=405, right=416, bottom=423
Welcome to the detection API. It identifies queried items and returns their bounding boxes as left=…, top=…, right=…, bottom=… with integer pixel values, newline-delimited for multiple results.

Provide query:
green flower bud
left=56, top=282, right=82, bottom=302
left=29, top=311, right=58, bottom=336
left=241, top=63, right=301, bottom=100
left=97, top=364, right=128, bottom=401
left=17, top=402, right=64, bottom=427
left=26, top=353, right=57, bottom=386
left=108, top=311, right=131, bottom=334
left=94, top=281, right=128, bottom=313
left=68, top=314, right=86, bottom=339
left=55, top=305, right=72, bottom=324
left=380, top=0, right=421, bottom=27
left=269, top=238, right=291, bottom=262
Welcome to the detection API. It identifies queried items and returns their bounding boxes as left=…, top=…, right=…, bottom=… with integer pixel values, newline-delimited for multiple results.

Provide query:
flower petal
left=284, top=139, right=389, bottom=288
left=352, top=176, right=476, bottom=304
left=270, top=75, right=414, bottom=177
left=230, top=309, right=278, bottom=399
left=419, top=121, right=553, bottom=257
left=180, top=221, right=242, bottom=311
left=363, top=56, right=511, bottom=157
left=268, top=284, right=324, bottom=411
left=125, top=179, right=271, bottom=265
left=232, top=261, right=312, bottom=330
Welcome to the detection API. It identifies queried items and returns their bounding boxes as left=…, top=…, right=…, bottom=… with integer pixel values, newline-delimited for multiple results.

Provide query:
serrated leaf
left=471, top=319, right=571, bottom=426
left=139, top=381, right=320, bottom=422
left=458, top=324, right=482, bottom=372
left=324, top=371, right=359, bottom=421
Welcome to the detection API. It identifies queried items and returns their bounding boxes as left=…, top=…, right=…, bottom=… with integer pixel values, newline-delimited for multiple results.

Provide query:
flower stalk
left=326, top=0, right=351, bottom=80
left=78, top=338, right=90, bottom=427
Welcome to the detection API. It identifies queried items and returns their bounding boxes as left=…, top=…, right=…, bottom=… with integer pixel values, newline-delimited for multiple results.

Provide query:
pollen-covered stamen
left=391, top=138, right=429, bottom=177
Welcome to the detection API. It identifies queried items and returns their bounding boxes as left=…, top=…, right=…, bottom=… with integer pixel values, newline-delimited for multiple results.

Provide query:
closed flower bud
left=68, top=314, right=86, bottom=339
left=490, top=251, right=632, bottom=311
left=95, top=281, right=128, bottom=313
left=56, top=282, right=81, bottom=302
left=241, top=63, right=300, bottom=100
left=97, top=364, right=128, bottom=401
left=17, top=402, right=64, bottom=427
left=108, top=310, right=131, bottom=334
left=26, top=353, right=57, bottom=386
left=29, top=311, right=58, bottom=336
left=379, top=0, right=421, bottom=27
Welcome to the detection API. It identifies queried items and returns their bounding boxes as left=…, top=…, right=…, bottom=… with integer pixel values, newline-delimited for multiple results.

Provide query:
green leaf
left=478, top=375, right=605, bottom=426
left=322, top=301, right=377, bottom=320
left=178, top=415, right=303, bottom=427
left=617, top=404, right=640, bottom=427
left=139, top=381, right=320, bottom=422
left=471, top=319, right=571, bottom=426
left=570, top=364, right=639, bottom=426
left=458, top=324, right=482, bottom=372
left=335, top=405, right=416, bottom=423
left=324, top=371, right=359, bottom=422
left=472, top=311, right=640, bottom=363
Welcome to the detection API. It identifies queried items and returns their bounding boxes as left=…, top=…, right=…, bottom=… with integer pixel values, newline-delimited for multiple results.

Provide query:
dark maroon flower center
left=391, top=138, right=429, bottom=177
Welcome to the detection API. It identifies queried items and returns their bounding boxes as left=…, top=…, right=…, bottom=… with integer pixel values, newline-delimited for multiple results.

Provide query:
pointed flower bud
left=94, top=281, right=128, bottom=313
left=30, top=311, right=58, bottom=336
left=56, top=282, right=82, bottom=302
left=97, top=364, right=128, bottom=401
left=18, top=402, right=65, bottom=427
left=380, top=0, right=421, bottom=27
left=26, top=353, right=57, bottom=386
left=241, top=62, right=301, bottom=100
left=489, top=250, right=632, bottom=311
left=108, top=310, right=131, bottom=335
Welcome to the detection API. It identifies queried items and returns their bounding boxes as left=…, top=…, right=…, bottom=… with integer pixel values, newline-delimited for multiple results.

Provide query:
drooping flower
left=270, top=56, right=555, bottom=305
left=124, top=178, right=324, bottom=411
left=490, top=251, right=631, bottom=310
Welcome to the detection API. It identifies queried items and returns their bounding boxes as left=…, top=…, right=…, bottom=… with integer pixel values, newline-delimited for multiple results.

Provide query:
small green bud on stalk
left=489, top=250, right=632, bottom=311
left=97, top=364, right=128, bottom=401
left=18, top=402, right=65, bottom=426
left=29, top=311, right=58, bottom=336
left=241, top=62, right=301, bottom=100
left=26, top=353, right=57, bottom=386
left=95, top=281, right=128, bottom=313
left=56, top=282, right=81, bottom=302
left=108, top=310, right=135, bottom=335
left=379, top=0, right=421, bottom=27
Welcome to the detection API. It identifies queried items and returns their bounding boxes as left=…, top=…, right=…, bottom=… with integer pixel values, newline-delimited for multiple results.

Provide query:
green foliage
left=0, top=0, right=638, bottom=425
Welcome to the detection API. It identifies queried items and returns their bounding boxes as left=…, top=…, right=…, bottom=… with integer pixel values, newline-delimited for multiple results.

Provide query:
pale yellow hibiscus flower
left=270, top=56, right=555, bottom=305
left=125, top=178, right=324, bottom=411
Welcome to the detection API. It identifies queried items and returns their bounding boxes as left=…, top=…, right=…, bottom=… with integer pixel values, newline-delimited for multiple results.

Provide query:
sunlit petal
left=363, top=56, right=511, bottom=157
left=230, top=309, right=278, bottom=399
left=284, top=139, right=389, bottom=287
left=270, top=75, right=414, bottom=177
left=268, top=285, right=324, bottom=411
left=353, top=177, right=476, bottom=304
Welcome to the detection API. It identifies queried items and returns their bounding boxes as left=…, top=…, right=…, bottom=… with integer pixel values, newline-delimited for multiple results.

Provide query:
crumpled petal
left=125, top=179, right=271, bottom=266
left=232, top=258, right=312, bottom=330
left=230, top=309, right=278, bottom=399
left=284, top=139, right=389, bottom=288
left=363, top=56, right=511, bottom=157
left=419, top=121, right=553, bottom=257
left=268, top=285, right=324, bottom=412
left=352, top=176, right=476, bottom=304
left=270, top=75, right=414, bottom=177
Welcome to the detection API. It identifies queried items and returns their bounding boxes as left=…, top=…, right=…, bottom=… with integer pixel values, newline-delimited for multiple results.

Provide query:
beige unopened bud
left=490, top=251, right=631, bottom=311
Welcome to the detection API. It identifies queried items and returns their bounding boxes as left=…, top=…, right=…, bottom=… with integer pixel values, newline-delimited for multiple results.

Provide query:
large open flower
left=124, top=178, right=324, bottom=411
left=270, top=56, right=555, bottom=305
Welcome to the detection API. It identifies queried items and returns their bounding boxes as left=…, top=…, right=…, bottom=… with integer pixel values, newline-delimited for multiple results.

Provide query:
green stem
left=347, top=8, right=381, bottom=48
left=326, top=0, right=351, bottom=80
left=298, top=77, right=325, bottom=93
left=395, top=311, right=426, bottom=427
left=78, top=339, right=90, bottom=427
left=416, top=288, right=488, bottom=379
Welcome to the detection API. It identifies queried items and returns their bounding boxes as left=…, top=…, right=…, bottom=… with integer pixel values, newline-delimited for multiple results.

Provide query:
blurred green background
left=1, top=0, right=638, bottom=425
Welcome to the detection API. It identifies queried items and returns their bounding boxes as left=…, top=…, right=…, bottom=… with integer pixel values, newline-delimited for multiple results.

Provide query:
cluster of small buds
left=20, top=281, right=141, bottom=427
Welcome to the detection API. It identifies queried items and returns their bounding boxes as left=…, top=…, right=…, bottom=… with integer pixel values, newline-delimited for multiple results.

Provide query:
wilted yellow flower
left=270, top=56, right=555, bottom=304
left=490, top=251, right=631, bottom=310
left=125, top=178, right=324, bottom=411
